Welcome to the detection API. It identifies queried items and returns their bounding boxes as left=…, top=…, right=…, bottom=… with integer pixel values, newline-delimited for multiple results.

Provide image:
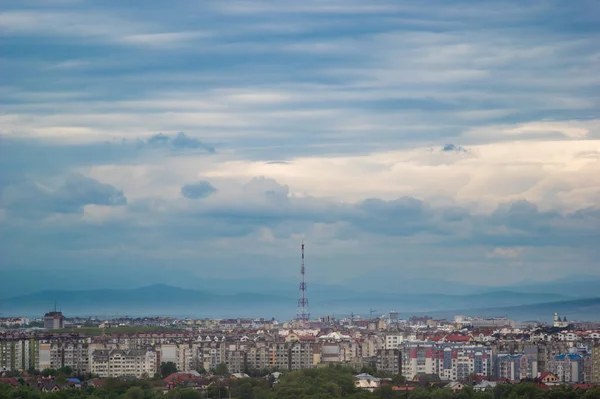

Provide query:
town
left=1, top=309, right=600, bottom=396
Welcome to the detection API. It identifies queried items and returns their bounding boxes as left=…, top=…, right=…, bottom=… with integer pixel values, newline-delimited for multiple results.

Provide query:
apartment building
left=495, top=354, right=538, bottom=380
left=48, top=339, right=92, bottom=374
left=376, top=349, right=401, bottom=374
left=246, top=344, right=271, bottom=370
left=591, top=345, right=600, bottom=384
left=402, top=343, right=493, bottom=381
left=160, top=343, right=197, bottom=372
left=43, top=312, right=65, bottom=330
left=0, top=338, right=39, bottom=371
left=90, top=349, right=157, bottom=378
left=549, top=353, right=591, bottom=383
left=385, top=334, right=404, bottom=350
left=225, top=348, right=247, bottom=373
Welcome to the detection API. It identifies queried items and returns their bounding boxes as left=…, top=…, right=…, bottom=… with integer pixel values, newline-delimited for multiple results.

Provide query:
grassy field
left=49, top=326, right=185, bottom=336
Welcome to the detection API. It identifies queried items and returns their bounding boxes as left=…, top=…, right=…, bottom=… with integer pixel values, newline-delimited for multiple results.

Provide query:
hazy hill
left=1, top=284, right=596, bottom=321
left=416, top=297, right=600, bottom=321
left=0, top=284, right=293, bottom=319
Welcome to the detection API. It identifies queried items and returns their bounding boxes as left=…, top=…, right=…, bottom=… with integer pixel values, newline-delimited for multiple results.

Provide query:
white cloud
left=487, top=247, right=525, bottom=258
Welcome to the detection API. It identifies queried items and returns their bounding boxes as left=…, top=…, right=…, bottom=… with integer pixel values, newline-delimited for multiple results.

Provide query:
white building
left=384, top=334, right=404, bottom=350
left=91, top=349, right=157, bottom=378
left=553, top=313, right=569, bottom=328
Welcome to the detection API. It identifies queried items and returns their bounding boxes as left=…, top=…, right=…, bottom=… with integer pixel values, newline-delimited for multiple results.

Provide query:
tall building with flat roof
left=43, top=312, right=65, bottom=330
left=591, top=345, right=600, bottom=384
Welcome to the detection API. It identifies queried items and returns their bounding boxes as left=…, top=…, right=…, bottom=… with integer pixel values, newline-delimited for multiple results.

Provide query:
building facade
left=591, top=345, right=600, bottom=384
left=376, top=349, right=401, bottom=374
left=402, top=342, right=493, bottom=381
left=43, top=312, right=65, bottom=330
left=90, top=349, right=157, bottom=378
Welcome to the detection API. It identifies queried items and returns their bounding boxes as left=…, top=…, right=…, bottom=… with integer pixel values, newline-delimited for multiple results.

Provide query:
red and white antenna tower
left=296, top=240, right=310, bottom=321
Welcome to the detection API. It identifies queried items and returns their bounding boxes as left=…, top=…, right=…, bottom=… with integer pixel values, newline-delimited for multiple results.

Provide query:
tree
left=42, top=369, right=57, bottom=377
left=375, top=385, right=395, bottom=399
left=160, top=362, right=178, bottom=378
left=166, top=388, right=203, bottom=399
left=430, top=388, right=455, bottom=399
left=125, top=386, right=145, bottom=399
left=238, top=382, right=254, bottom=399
left=214, top=363, right=229, bottom=376
left=360, top=365, right=377, bottom=376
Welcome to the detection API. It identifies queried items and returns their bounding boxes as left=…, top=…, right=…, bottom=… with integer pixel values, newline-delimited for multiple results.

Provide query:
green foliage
left=1, top=367, right=599, bottom=399
left=165, top=388, right=203, bottom=399
left=160, top=362, right=178, bottom=378
left=57, top=367, right=73, bottom=376
left=214, top=363, right=229, bottom=376
left=124, top=387, right=145, bottom=399
left=42, top=369, right=58, bottom=377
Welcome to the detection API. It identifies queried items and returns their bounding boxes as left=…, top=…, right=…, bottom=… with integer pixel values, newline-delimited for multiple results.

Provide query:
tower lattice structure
left=296, top=241, right=310, bottom=321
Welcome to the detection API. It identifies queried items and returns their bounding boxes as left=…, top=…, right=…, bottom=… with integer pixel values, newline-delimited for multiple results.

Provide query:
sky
left=1, top=0, right=599, bottom=295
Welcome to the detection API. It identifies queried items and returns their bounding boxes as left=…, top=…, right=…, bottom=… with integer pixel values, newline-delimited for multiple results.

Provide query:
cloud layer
left=1, top=0, right=599, bottom=293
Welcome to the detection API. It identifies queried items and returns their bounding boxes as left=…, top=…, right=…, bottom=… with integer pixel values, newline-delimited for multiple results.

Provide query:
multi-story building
left=549, top=353, right=589, bottom=383
left=376, top=349, right=401, bottom=374
left=225, top=348, right=246, bottom=373
left=90, top=349, right=157, bottom=378
left=48, top=338, right=92, bottom=373
left=268, top=342, right=316, bottom=371
left=385, top=334, right=404, bottom=350
left=591, top=345, right=600, bottom=384
left=246, top=344, right=271, bottom=370
left=43, top=312, right=65, bottom=330
left=402, top=342, right=493, bottom=381
left=0, top=338, right=39, bottom=371
left=495, top=354, right=538, bottom=380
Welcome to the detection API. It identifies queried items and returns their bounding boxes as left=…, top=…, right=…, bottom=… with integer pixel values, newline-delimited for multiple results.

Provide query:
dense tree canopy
left=1, top=367, right=599, bottom=399
left=160, top=362, right=178, bottom=378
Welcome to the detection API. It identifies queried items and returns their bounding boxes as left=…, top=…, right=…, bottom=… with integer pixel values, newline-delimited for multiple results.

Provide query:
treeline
left=2, top=367, right=600, bottom=399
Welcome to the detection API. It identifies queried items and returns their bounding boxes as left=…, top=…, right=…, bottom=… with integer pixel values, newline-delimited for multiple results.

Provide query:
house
left=266, top=372, right=282, bottom=383
left=355, top=379, right=379, bottom=392
left=412, top=374, right=442, bottom=387
left=538, top=372, right=559, bottom=386
left=39, top=382, right=62, bottom=392
left=354, top=374, right=381, bottom=392
left=67, top=378, right=82, bottom=388
left=573, top=383, right=594, bottom=390
left=444, top=334, right=472, bottom=343
left=230, top=373, right=250, bottom=379
left=444, top=381, right=464, bottom=393
left=0, top=378, right=19, bottom=388
left=87, top=379, right=105, bottom=388
left=473, top=380, right=497, bottom=391
left=392, top=385, right=415, bottom=392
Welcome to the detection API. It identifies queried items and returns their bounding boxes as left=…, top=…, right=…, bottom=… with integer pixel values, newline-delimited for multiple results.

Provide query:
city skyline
left=1, top=0, right=600, bottom=292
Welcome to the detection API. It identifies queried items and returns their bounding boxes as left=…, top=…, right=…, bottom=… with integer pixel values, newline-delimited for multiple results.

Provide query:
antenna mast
left=296, top=241, right=310, bottom=321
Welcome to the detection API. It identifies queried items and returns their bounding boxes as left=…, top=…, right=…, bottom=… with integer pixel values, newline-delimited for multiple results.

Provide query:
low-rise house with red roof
left=538, top=371, right=559, bottom=386
left=0, top=377, right=19, bottom=388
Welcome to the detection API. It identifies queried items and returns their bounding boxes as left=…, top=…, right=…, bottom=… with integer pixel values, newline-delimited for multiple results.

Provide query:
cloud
left=2, top=174, right=127, bottom=217
left=488, top=247, right=524, bottom=258
left=442, top=144, right=468, bottom=152
left=2, top=0, right=600, bottom=287
left=244, top=176, right=290, bottom=199
left=181, top=181, right=217, bottom=199
left=142, top=132, right=216, bottom=153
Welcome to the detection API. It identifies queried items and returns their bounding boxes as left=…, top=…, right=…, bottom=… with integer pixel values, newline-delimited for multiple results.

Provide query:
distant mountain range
left=417, top=297, right=600, bottom=321
left=1, top=283, right=599, bottom=321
